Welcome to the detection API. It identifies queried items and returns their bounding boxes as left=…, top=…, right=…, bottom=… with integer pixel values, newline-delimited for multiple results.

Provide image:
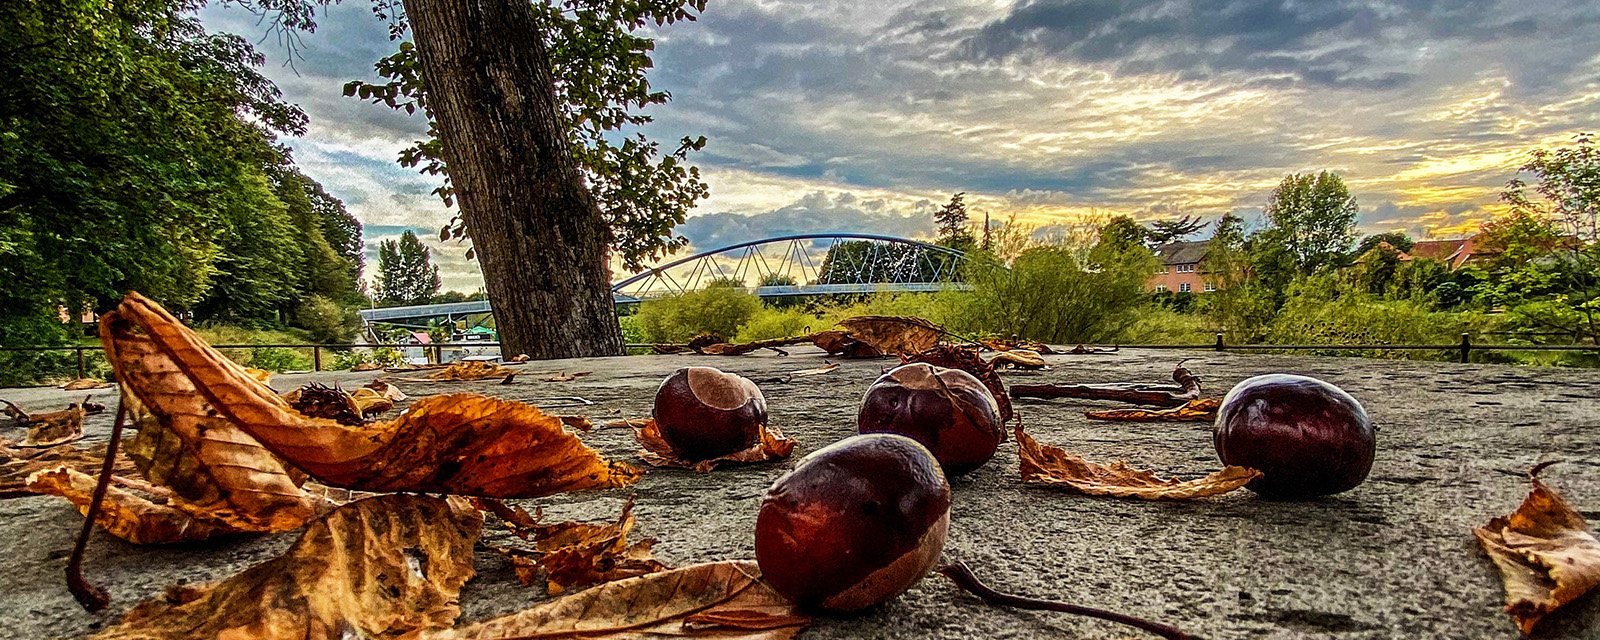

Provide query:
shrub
left=934, top=243, right=1155, bottom=345
left=245, top=346, right=312, bottom=372
left=295, top=295, right=361, bottom=344
left=636, top=286, right=762, bottom=343
left=734, top=307, right=827, bottom=343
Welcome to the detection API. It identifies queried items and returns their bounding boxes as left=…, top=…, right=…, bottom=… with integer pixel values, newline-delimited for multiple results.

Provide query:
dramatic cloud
left=200, top=0, right=1600, bottom=292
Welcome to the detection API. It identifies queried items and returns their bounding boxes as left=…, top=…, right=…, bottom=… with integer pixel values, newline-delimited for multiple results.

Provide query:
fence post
left=1214, top=333, right=1225, bottom=352
left=313, top=346, right=322, bottom=372
left=1459, top=333, right=1471, bottom=363
left=76, top=347, right=86, bottom=379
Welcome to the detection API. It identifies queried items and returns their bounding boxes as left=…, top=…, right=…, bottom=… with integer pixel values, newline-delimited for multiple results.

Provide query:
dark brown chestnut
left=652, top=366, right=767, bottom=460
left=755, top=433, right=951, bottom=611
left=857, top=362, right=1003, bottom=475
left=1214, top=374, right=1376, bottom=499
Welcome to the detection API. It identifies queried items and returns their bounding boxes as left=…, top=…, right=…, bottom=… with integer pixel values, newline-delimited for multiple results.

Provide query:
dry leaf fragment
left=420, top=561, right=811, bottom=640
left=487, top=496, right=668, bottom=594
left=1086, top=398, right=1222, bottom=422
left=283, top=382, right=367, bottom=426
left=93, top=494, right=482, bottom=640
left=978, top=338, right=1057, bottom=354
left=26, top=467, right=236, bottom=544
left=3, top=397, right=100, bottom=447
left=1011, top=362, right=1202, bottom=407
left=1, top=440, right=136, bottom=499
left=985, top=349, right=1047, bottom=370
left=62, top=378, right=117, bottom=390
left=1017, top=428, right=1260, bottom=500
left=836, top=315, right=944, bottom=356
left=1474, top=462, right=1600, bottom=634
left=103, top=293, right=641, bottom=498
left=417, top=361, right=519, bottom=381
left=633, top=419, right=795, bottom=473
left=792, top=362, right=840, bottom=376
left=1067, top=344, right=1119, bottom=355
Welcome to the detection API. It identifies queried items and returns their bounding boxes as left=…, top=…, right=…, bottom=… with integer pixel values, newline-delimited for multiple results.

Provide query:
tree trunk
left=402, top=0, right=623, bottom=359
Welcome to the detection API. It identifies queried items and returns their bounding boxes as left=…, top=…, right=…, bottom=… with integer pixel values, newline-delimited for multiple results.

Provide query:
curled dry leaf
left=1067, top=344, right=1119, bottom=355
left=418, top=361, right=520, bottom=381
left=486, top=496, right=668, bottom=595
left=633, top=419, right=795, bottom=473
left=1474, top=462, right=1600, bottom=634
left=24, top=404, right=87, bottom=447
left=697, top=336, right=815, bottom=356
left=903, top=344, right=1015, bottom=426
left=62, top=378, right=117, bottom=391
left=419, top=561, right=811, bottom=640
left=104, top=310, right=322, bottom=532
left=979, top=338, right=1057, bottom=355
left=1, top=440, right=136, bottom=499
left=27, top=466, right=237, bottom=544
left=93, top=494, right=483, bottom=640
left=103, top=293, right=642, bottom=498
left=651, top=344, right=691, bottom=355
left=792, top=362, right=840, bottom=376
left=283, top=382, right=367, bottom=426
left=1017, top=428, right=1260, bottom=500
left=985, top=349, right=1047, bottom=370
left=1086, top=398, right=1222, bottom=422
left=836, top=315, right=944, bottom=356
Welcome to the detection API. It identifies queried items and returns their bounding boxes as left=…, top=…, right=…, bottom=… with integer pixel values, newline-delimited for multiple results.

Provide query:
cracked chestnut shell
left=1214, top=374, right=1376, bottom=499
left=652, top=366, right=767, bottom=460
left=755, top=433, right=951, bottom=611
left=857, top=363, right=1003, bottom=475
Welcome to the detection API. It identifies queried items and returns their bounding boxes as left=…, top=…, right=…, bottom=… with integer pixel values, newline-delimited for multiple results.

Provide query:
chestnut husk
left=857, top=363, right=1003, bottom=475
left=1213, top=374, right=1376, bottom=499
left=652, top=366, right=767, bottom=460
left=755, top=433, right=951, bottom=611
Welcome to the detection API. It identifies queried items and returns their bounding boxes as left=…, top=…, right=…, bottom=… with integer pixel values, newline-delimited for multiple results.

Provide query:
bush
left=245, top=346, right=312, bottom=372
left=734, top=307, right=827, bottom=343
left=0, top=315, right=93, bottom=387
left=295, top=295, right=361, bottom=344
left=327, top=347, right=407, bottom=370
left=636, top=286, right=762, bottom=343
left=933, top=243, right=1155, bottom=344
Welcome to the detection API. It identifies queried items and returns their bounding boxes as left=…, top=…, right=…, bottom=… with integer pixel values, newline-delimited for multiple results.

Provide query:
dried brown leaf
left=633, top=419, right=795, bottom=473
left=1086, top=398, right=1222, bottom=422
left=979, top=338, right=1057, bottom=355
left=791, top=362, right=840, bottom=376
left=104, top=309, right=322, bottom=532
left=1474, top=463, right=1600, bottom=634
left=27, top=467, right=237, bottom=544
left=1, top=440, right=136, bottom=499
left=490, top=496, right=668, bottom=594
left=543, top=371, right=593, bottom=382
left=985, top=349, right=1047, bottom=370
left=1066, top=344, right=1118, bottom=355
left=1017, top=428, right=1260, bottom=500
left=284, top=383, right=367, bottom=426
left=22, top=404, right=87, bottom=447
left=93, top=494, right=482, bottom=640
left=836, top=315, right=943, bottom=356
left=104, top=293, right=642, bottom=498
left=419, top=361, right=520, bottom=381
left=420, top=561, right=811, bottom=640
left=61, top=379, right=116, bottom=391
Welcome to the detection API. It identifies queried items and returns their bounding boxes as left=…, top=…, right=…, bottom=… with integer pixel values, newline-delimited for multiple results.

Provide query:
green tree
left=1355, top=231, right=1415, bottom=256
left=1197, top=213, right=1276, bottom=340
left=1147, top=215, right=1207, bottom=245
left=1503, top=133, right=1599, bottom=244
left=1264, top=172, right=1360, bottom=273
left=0, top=0, right=310, bottom=334
left=934, top=192, right=975, bottom=251
left=375, top=231, right=441, bottom=306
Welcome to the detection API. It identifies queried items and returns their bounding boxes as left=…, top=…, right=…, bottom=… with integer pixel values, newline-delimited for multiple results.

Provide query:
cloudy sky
left=201, top=0, right=1600, bottom=291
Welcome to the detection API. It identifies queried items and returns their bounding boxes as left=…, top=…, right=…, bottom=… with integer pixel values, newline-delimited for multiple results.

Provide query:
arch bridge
left=358, top=233, right=971, bottom=324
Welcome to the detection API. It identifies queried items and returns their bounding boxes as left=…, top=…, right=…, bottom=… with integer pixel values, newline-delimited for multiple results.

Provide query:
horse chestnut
left=857, top=363, right=1003, bottom=475
left=1214, top=374, right=1376, bottom=499
left=755, top=434, right=951, bottom=611
left=652, top=366, right=767, bottom=460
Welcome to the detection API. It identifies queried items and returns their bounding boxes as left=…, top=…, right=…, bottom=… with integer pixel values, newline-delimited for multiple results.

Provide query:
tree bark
left=402, top=0, right=623, bottom=359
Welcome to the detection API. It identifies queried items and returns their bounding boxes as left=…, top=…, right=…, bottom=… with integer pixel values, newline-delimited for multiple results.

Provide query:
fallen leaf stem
left=67, top=401, right=126, bottom=612
left=937, top=561, right=1197, bottom=640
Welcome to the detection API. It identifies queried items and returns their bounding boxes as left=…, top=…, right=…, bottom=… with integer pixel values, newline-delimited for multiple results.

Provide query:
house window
left=1179, top=283, right=1191, bottom=293
left=1176, top=264, right=1195, bottom=273
left=1156, top=266, right=1169, bottom=274
left=1154, top=284, right=1168, bottom=292
left=1204, top=282, right=1216, bottom=292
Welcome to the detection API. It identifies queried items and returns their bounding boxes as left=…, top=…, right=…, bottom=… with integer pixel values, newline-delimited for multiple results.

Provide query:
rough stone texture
left=1, top=347, right=1596, bottom=639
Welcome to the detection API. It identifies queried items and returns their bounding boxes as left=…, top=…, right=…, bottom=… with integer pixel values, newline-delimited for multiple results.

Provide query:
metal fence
left=3, top=333, right=1598, bottom=380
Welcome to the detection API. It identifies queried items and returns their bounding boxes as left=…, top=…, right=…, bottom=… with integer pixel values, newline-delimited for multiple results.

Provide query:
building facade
left=1147, top=240, right=1214, bottom=293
